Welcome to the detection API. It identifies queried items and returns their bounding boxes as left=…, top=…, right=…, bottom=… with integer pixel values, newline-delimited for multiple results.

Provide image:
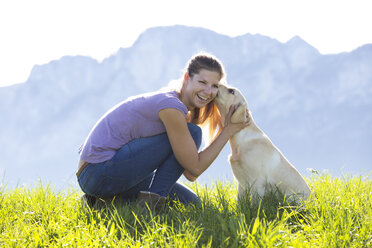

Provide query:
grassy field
left=0, top=173, right=371, bottom=247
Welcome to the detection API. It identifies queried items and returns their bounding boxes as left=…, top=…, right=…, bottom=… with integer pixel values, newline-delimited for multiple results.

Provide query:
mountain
left=1, top=25, right=371, bottom=190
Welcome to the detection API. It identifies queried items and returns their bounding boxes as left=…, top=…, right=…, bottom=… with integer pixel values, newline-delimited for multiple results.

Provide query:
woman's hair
left=182, top=52, right=226, bottom=144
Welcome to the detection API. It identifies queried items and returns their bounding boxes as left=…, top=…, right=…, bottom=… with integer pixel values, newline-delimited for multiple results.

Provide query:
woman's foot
left=137, top=191, right=167, bottom=212
left=81, top=194, right=117, bottom=208
left=81, top=194, right=98, bottom=208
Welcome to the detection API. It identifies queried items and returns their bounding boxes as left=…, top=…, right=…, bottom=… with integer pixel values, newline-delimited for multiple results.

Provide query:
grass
left=0, top=173, right=371, bottom=247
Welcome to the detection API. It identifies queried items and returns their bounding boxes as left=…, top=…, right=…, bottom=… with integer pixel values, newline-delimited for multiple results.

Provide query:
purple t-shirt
left=79, top=90, right=188, bottom=163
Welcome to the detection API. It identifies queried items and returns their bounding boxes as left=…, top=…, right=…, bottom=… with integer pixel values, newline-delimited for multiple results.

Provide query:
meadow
left=0, top=173, right=371, bottom=247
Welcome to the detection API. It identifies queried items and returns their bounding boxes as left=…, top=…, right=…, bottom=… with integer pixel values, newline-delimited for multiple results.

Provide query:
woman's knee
left=187, top=123, right=202, bottom=149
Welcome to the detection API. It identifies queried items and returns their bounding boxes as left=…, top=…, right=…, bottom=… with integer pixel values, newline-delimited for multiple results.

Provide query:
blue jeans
left=78, top=123, right=202, bottom=205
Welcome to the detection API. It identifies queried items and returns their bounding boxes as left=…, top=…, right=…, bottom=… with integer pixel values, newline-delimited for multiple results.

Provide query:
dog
left=214, top=84, right=311, bottom=202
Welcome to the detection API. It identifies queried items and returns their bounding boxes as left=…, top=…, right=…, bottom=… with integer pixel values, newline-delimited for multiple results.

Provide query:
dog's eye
left=228, top=89, right=235, bottom=95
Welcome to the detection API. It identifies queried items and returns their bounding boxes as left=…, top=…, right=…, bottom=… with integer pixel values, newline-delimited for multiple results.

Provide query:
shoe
left=82, top=194, right=121, bottom=209
left=137, top=191, right=167, bottom=212
left=81, top=194, right=97, bottom=208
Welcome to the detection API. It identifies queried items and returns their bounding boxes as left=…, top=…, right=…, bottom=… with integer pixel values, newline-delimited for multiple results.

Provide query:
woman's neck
left=177, top=89, right=194, bottom=111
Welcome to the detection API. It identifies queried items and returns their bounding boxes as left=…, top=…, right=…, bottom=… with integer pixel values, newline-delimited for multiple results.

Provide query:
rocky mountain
left=1, top=25, right=371, bottom=190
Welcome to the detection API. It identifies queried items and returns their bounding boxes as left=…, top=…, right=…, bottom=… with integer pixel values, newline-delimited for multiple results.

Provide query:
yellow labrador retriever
left=215, top=84, right=311, bottom=201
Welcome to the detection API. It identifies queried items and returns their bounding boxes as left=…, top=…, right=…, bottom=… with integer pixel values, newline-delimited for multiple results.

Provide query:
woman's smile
left=196, top=93, right=211, bottom=102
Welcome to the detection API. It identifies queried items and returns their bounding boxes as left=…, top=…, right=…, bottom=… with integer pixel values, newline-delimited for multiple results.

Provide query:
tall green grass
left=0, top=173, right=371, bottom=247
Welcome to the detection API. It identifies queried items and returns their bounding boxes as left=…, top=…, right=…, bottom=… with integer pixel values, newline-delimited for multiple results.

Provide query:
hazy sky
left=1, top=0, right=371, bottom=87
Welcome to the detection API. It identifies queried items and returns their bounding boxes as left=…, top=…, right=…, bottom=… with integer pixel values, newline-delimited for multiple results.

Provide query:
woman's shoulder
left=121, top=90, right=173, bottom=105
left=151, top=88, right=177, bottom=97
left=153, top=90, right=188, bottom=116
left=130, top=89, right=177, bottom=100
left=116, top=90, right=186, bottom=114
left=138, top=90, right=179, bottom=104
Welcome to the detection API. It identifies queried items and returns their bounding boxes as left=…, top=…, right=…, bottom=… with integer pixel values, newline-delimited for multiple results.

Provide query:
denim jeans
left=78, top=123, right=202, bottom=205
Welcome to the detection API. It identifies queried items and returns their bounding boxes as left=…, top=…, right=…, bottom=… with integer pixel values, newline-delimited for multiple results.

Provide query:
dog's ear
left=231, top=103, right=247, bottom=124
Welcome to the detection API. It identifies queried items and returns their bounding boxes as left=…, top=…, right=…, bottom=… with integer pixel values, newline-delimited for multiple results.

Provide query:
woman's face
left=182, top=69, right=221, bottom=110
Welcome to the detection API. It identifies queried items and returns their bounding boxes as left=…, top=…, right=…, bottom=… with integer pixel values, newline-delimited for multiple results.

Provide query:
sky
left=0, top=0, right=371, bottom=87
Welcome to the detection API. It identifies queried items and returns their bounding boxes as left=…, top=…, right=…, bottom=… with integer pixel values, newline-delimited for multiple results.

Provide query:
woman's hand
left=223, top=104, right=251, bottom=137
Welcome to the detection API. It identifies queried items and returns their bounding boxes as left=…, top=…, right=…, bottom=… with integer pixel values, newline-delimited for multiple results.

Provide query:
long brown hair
left=182, top=52, right=225, bottom=144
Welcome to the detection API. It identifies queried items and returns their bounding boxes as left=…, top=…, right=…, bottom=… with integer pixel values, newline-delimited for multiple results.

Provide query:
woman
left=76, top=53, right=249, bottom=209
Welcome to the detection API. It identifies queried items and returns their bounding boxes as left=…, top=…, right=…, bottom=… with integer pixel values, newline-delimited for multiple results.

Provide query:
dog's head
left=214, top=84, right=249, bottom=124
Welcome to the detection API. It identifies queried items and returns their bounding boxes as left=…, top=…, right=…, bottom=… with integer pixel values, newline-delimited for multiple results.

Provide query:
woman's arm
left=158, top=106, right=248, bottom=181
